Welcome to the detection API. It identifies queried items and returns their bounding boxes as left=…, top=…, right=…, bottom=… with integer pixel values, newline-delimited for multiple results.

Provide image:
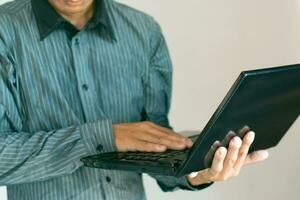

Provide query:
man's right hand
left=113, top=121, right=193, bottom=152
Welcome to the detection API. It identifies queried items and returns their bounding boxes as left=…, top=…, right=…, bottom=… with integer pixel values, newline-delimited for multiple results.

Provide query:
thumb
left=244, top=150, right=269, bottom=165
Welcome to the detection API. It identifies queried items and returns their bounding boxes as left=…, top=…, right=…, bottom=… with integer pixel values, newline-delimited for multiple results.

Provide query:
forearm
left=0, top=120, right=115, bottom=185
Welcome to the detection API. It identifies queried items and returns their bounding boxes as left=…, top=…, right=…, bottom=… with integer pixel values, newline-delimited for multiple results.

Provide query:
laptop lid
left=177, top=64, right=300, bottom=176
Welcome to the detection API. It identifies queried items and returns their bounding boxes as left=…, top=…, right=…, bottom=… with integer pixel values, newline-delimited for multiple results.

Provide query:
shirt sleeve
left=154, top=175, right=214, bottom=192
left=0, top=39, right=116, bottom=185
left=143, top=19, right=213, bottom=191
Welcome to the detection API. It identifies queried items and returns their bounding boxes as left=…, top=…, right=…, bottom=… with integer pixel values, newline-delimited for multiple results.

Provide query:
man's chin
left=64, top=0, right=85, bottom=7
left=48, top=0, right=94, bottom=15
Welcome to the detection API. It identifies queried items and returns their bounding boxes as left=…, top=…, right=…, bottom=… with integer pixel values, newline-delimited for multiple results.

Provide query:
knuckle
left=166, top=133, right=178, bottom=140
left=136, top=123, right=146, bottom=129
left=141, top=122, right=150, bottom=128
left=145, top=121, right=154, bottom=126
left=217, top=154, right=225, bottom=161
left=161, top=138, right=171, bottom=146
left=209, top=169, right=220, bottom=176
left=160, top=139, right=171, bottom=148
left=156, top=137, right=162, bottom=143
left=228, top=159, right=236, bottom=166
left=208, top=169, right=216, bottom=176
left=230, top=144, right=240, bottom=150
left=139, top=121, right=150, bottom=127
left=238, top=150, right=247, bottom=157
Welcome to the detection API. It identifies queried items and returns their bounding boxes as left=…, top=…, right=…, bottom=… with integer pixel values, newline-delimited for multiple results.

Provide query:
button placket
left=71, top=35, right=91, bottom=118
left=70, top=33, right=107, bottom=122
left=74, top=38, right=80, bottom=45
left=97, top=144, right=104, bottom=151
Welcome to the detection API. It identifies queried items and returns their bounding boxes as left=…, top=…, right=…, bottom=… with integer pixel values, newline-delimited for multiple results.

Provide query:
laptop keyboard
left=121, top=148, right=190, bottom=162
left=116, top=134, right=199, bottom=162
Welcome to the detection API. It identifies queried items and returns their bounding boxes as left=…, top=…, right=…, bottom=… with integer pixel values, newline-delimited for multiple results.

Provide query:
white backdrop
left=0, top=0, right=300, bottom=199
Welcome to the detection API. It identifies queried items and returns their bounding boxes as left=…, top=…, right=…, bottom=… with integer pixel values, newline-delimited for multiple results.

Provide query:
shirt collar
left=31, top=0, right=115, bottom=40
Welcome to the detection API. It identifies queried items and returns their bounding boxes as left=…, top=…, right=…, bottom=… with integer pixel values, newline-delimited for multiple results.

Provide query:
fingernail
left=248, top=131, right=255, bottom=141
left=233, top=137, right=240, bottom=142
left=219, top=147, right=227, bottom=155
left=231, top=137, right=242, bottom=147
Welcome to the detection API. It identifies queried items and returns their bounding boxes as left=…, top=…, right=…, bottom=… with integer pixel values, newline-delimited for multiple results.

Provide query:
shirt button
left=97, top=144, right=103, bottom=151
left=74, top=38, right=79, bottom=45
left=82, top=84, right=89, bottom=91
left=106, top=176, right=111, bottom=183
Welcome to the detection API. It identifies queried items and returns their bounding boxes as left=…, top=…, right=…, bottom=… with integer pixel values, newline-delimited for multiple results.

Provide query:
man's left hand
left=187, top=131, right=269, bottom=186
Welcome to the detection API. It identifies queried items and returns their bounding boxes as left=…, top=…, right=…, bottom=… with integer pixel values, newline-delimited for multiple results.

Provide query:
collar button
left=74, top=38, right=79, bottom=45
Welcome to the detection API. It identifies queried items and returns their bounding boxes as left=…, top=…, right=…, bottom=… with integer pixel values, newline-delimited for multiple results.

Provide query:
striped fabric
left=0, top=0, right=203, bottom=199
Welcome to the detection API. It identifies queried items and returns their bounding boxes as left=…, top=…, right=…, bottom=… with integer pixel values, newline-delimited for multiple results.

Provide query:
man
left=0, top=0, right=269, bottom=199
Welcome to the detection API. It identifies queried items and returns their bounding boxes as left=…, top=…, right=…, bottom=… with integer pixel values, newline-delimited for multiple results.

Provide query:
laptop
left=81, top=64, right=300, bottom=177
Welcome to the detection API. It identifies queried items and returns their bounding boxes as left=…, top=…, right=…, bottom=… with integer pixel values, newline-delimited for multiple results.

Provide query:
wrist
left=187, top=171, right=212, bottom=186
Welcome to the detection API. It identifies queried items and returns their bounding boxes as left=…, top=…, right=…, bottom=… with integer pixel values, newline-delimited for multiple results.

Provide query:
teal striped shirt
left=0, top=0, right=208, bottom=199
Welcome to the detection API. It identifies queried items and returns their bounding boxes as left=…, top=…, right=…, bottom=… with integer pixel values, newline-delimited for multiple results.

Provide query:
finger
left=233, top=131, right=255, bottom=173
left=212, top=140, right=221, bottom=148
left=237, top=125, right=250, bottom=138
left=146, top=122, right=190, bottom=139
left=204, top=140, right=221, bottom=168
left=148, top=122, right=192, bottom=145
left=221, top=131, right=237, bottom=147
left=221, top=136, right=242, bottom=175
left=208, top=147, right=227, bottom=176
left=144, top=123, right=191, bottom=147
left=133, top=139, right=167, bottom=152
left=244, top=150, right=269, bottom=165
left=209, top=141, right=222, bottom=153
left=134, top=131, right=187, bottom=150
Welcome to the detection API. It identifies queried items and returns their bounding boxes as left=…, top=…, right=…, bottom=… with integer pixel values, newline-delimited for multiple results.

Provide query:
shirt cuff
left=178, top=176, right=214, bottom=191
left=79, top=120, right=116, bottom=154
left=154, top=174, right=213, bottom=192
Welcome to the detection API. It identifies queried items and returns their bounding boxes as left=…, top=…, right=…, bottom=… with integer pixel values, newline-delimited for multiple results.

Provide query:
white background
left=1, top=0, right=300, bottom=199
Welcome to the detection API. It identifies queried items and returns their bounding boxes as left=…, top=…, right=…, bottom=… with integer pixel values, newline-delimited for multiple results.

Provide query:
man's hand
left=187, top=131, right=269, bottom=186
left=113, top=121, right=193, bottom=152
